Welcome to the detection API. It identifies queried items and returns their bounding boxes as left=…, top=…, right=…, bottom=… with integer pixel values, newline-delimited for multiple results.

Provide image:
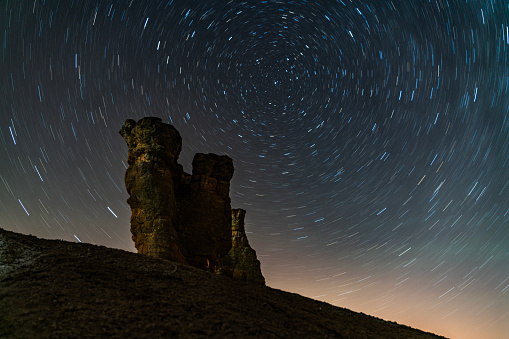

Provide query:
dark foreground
left=0, top=228, right=447, bottom=338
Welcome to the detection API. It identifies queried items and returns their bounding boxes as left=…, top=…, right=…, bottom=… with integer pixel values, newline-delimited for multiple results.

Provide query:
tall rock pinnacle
left=177, top=153, right=234, bottom=272
left=119, top=117, right=186, bottom=263
left=120, top=117, right=265, bottom=284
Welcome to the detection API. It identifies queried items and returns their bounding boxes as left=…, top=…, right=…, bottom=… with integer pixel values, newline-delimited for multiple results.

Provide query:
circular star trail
left=1, top=1, right=508, bottom=338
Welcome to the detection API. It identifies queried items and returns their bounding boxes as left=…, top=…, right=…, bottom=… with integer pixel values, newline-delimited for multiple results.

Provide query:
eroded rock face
left=120, top=117, right=264, bottom=284
left=219, top=209, right=265, bottom=285
left=177, top=153, right=234, bottom=272
left=119, top=117, right=186, bottom=264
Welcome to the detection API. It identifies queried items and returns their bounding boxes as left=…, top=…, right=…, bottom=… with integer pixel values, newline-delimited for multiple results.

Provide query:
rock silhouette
left=120, top=117, right=264, bottom=284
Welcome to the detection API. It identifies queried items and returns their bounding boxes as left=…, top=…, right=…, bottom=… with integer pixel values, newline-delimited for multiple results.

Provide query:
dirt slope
left=0, top=228, right=447, bottom=338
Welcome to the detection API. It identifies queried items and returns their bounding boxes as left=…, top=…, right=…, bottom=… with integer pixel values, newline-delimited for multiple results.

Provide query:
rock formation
left=119, top=117, right=186, bottom=263
left=120, top=117, right=264, bottom=284
left=176, top=153, right=234, bottom=272
left=219, top=209, right=265, bottom=285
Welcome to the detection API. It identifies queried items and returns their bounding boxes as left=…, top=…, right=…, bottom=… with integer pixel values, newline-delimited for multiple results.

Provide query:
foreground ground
left=0, top=227, right=447, bottom=338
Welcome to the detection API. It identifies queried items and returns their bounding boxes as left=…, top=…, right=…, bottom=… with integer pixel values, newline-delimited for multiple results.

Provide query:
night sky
left=1, top=0, right=508, bottom=338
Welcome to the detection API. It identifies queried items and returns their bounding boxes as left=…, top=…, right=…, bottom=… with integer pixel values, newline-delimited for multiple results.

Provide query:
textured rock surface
left=120, top=117, right=263, bottom=283
left=219, top=209, right=265, bottom=285
left=177, top=153, right=234, bottom=272
left=119, top=117, right=186, bottom=264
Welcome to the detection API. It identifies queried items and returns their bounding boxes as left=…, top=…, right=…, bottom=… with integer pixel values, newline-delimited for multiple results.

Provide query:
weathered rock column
left=120, top=117, right=265, bottom=284
left=219, top=209, right=265, bottom=285
left=178, top=153, right=234, bottom=272
left=119, top=117, right=186, bottom=263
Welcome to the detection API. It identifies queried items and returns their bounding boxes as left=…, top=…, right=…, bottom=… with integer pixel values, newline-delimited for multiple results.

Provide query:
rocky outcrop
left=177, top=153, right=234, bottom=272
left=119, top=117, right=186, bottom=264
left=120, top=117, right=264, bottom=284
left=219, top=209, right=265, bottom=285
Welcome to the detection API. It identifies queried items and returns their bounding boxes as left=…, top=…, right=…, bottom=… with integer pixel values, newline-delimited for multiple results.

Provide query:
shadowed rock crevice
left=120, top=117, right=264, bottom=284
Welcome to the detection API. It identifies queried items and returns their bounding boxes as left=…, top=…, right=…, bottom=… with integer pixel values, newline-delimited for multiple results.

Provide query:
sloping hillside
left=0, top=228, right=446, bottom=338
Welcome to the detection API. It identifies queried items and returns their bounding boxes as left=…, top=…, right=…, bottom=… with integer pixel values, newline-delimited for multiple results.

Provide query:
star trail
left=1, top=1, right=508, bottom=338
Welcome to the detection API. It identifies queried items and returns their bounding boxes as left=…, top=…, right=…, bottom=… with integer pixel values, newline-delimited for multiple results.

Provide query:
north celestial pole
left=1, top=1, right=508, bottom=338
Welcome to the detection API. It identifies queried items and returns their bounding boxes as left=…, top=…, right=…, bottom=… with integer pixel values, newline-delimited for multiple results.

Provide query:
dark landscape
left=0, top=227, right=447, bottom=338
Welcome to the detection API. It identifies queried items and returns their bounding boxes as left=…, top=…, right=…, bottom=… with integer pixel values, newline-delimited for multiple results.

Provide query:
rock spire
left=120, top=117, right=264, bottom=284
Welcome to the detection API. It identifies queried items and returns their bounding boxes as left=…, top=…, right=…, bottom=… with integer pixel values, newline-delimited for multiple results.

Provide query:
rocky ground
left=0, top=227, right=447, bottom=338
